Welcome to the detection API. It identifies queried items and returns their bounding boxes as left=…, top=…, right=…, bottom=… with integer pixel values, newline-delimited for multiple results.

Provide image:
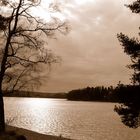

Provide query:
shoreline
left=6, top=125, right=73, bottom=140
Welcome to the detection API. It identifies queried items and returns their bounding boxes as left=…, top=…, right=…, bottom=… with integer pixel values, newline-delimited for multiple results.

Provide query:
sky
left=38, top=0, right=140, bottom=92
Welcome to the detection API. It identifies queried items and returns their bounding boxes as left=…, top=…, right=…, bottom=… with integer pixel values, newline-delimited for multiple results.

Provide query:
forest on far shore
left=3, top=83, right=140, bottom=104
left=66, top=84, right=140, bottom=103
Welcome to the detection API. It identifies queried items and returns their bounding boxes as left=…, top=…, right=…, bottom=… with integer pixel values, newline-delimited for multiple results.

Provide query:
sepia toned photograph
left=0, top=0, right=140, bottom=140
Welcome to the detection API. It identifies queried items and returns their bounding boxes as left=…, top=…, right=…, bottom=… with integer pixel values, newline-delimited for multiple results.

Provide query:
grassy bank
left=0, top=125, right=72, bottom=140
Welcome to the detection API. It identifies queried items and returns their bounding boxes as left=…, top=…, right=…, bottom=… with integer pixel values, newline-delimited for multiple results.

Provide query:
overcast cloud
left=40, top=0, right=140, bottom=92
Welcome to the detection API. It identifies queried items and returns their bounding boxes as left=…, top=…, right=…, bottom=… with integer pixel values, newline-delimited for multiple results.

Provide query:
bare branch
left=0, top=0, right=68, bottom=92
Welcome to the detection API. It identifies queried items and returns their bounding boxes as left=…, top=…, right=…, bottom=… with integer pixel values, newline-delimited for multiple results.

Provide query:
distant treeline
left=3, top=90, right=67, bottom=98
left=67, top=84, right=140, bottom=103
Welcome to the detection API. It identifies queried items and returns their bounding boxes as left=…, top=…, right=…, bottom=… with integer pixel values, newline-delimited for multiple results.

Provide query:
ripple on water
left=4, top=98, right=140, bottom=140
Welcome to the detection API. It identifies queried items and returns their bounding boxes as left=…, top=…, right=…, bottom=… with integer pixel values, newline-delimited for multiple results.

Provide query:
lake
left=4, top=97, right=140, bottom=140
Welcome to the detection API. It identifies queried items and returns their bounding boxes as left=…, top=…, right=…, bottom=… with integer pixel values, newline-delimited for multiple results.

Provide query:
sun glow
left=31, top=0, right=95, bottom=22
left=30, top=0, right=66, bottom=22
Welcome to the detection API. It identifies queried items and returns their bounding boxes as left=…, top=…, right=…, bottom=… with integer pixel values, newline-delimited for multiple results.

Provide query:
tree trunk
left=0, top=89, right=5, bottom=132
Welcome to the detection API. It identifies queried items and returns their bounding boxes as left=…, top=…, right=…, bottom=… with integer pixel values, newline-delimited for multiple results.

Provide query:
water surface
left=4, top=97, right=140, bottom=140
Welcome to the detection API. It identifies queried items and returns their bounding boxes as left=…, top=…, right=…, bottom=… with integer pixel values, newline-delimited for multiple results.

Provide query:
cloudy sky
left=39, top=0, right=140, bottom=92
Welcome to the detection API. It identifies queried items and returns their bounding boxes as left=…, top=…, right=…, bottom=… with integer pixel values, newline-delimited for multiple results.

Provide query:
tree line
left=0, top=0, right=140, bottom=135
left=67, top=84, right=140, bottom=128
left=4, top=90, right=67, bottom=98
left=67, top=86, right=116, bottom=102
left=67, top=84, right=140, bottom=103
left=67, top=0, right=140, bottom=129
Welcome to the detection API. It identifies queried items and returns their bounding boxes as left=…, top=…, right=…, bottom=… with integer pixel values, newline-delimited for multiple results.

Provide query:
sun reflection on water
left=5, top=98, right=140, bottom=140
left=26, top=98, right=55, bottom=107
left=15, top=98, right=65, bottom=134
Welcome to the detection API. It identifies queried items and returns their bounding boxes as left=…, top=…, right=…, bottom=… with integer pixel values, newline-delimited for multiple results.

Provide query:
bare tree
left=0, top=0, right=68, bottom=132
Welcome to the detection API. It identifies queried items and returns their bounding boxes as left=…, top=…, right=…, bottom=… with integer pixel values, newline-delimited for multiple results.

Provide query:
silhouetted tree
left=117, top=1, right=140, bottom=85
left=0, top=0, right=68, bottom=132
left=114, top=84, right=140, bottom=128
left=115, top=0, right=140, bottom=128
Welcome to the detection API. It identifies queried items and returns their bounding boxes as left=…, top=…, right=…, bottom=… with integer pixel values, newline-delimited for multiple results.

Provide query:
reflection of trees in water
left=114, top=85, right=140, bottom=128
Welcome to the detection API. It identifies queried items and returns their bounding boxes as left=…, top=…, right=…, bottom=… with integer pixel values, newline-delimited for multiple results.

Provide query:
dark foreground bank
left=0, top=125, right=72, bottom=140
